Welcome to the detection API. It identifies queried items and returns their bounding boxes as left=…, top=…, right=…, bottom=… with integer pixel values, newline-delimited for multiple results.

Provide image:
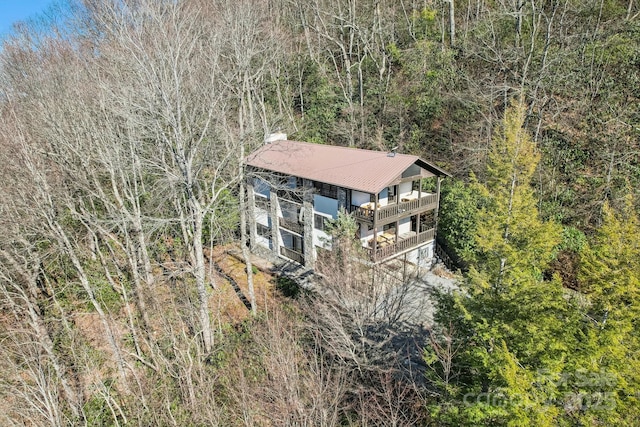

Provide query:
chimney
left=264, top=132, right=287, bottom=144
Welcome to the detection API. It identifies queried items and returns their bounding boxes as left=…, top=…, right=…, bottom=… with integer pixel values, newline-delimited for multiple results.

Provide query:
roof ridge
left=278, top=139, right=418, bottom=159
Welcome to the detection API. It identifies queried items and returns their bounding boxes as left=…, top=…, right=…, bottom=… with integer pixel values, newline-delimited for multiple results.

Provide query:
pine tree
left=429, top=101, right=578, bottom=425
left=572, top=197, right=640, bottom=424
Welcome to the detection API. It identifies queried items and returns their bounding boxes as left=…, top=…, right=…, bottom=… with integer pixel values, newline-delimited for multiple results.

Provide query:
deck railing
left=280, top=246, right=304, bottom=264
left=278, top=217, right=304, bottom=234
left=365, top=228, right=435, bottom=261
left=350, top=194, right=438, bottom=223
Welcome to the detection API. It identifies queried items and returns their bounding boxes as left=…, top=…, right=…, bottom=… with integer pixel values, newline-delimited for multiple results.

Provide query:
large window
left=281, top=230, right=303, bottom=253
left=314, top=214, right=330, bottom=232
left=253, top=178, right=270, bottom=197
left=280, top=199, right=301, bottom=221
left=313, top=181, right=338, bottom=199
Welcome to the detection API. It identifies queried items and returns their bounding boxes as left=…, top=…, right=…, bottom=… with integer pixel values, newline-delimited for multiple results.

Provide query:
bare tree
left=217, top=0, right=285, bottom=315
left=84, top=0, right=242, bottom=352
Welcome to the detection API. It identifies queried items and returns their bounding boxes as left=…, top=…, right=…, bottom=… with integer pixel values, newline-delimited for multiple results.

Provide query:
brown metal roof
left=246, top=140, right=449, bottom=194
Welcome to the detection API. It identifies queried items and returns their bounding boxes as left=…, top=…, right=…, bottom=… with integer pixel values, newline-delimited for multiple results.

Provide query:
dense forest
left=0, top=0, right=638, bottom=425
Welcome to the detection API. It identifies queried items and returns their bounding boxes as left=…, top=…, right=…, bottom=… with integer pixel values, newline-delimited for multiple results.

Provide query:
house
left=245, top=134, right=450, bottom=269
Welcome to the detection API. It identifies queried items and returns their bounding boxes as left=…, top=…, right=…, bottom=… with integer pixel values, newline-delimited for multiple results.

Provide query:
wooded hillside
left=0, top=0, right=638, bottom=425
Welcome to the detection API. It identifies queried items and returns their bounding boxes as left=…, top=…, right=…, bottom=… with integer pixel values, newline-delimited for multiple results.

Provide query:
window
left=313, top=181, right=338, bottom=199
left=256, top=223, right=270, bottom=238
left=387, top=185, right=396, bottom=203
left=314, top=214, right=330, bottom=231
left=281, top=230, right=303, bottom=253
left=253, top=178, right=270, bottom=197
left=280, top=199, right=301, bottom=221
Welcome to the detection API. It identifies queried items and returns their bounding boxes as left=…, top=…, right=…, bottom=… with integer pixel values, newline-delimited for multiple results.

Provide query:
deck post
left=395, top=219, right=399, bottom=242
left=372, top=192, right=379, bottom=262
left=434, top=176, right=442, bottom=239
left=302, top=179, right=315, bottom=269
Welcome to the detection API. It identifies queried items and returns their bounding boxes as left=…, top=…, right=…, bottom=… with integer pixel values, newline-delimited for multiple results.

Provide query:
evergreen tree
left=570, top=197, right=640, bottom=425
left=428, top=101, right=578, bottom=425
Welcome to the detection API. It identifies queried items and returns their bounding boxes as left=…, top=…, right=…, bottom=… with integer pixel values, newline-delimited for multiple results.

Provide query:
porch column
left=302, top=179, right=315, bottom=269
left=372, top=192, right=379, bottom=262
left=416, top=177, right=423, bottom=233
left=247, top=177, right=258, bottom=250
left=394, top=220, right=399, bottom=250
left=270, top=186, right=280, bottom=255
left=337, top=187, right=347, bottom=211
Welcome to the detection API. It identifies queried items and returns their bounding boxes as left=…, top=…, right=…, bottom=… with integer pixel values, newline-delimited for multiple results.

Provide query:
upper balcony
left=278, top=216, right=304, bottom=235
left=350, top=193, right=437, bottom=225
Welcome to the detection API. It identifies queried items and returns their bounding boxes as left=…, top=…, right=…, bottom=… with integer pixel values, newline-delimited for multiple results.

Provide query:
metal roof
left=245, top=140, right=450, bottom=194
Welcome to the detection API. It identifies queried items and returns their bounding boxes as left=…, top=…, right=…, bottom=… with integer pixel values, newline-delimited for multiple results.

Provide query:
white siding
left=256, top=210, right=269, bottom=227
left=406, top=241, right=435, bottom=266
left=378, top=188, right=389, bottom=206
left=399, top=181, right=413, bottom=198
left=360, top=223, right=373, bottom=244
left=256, top=236, right=271, bottom=249
left=398, top=217, right=411, bottom=234
left=313, top=229, right=331, bottom=249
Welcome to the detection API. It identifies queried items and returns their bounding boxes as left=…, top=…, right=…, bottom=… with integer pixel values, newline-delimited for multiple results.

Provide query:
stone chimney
left=264, top=132, right=287, bottom=144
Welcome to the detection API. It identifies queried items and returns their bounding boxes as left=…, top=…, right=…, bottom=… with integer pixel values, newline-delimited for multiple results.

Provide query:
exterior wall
left=399, top=181, right=413, bottom=197
left=398, top=217, right=411, bottom=234
left=378, top=188, right=389, bottom=206
left=402, top=164, right=421, bottom=177
left=313, top=228, right=330, bottom=249
left=312, top=182, right=337, bottom=259
left=405, top=241, right=435, bottom=267
left=359, top=223, right=373, bottom=244
left=256, top=233, right=271, bottom=249
left=253, top=201, right=271, bottom=251
left=255, top=209, right=269, bottom=227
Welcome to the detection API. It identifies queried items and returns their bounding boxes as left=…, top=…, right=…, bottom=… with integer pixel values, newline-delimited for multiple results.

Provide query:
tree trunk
left=240, top=175, right=257, bottom=315
left=192, top=204, right=214, bottom=353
